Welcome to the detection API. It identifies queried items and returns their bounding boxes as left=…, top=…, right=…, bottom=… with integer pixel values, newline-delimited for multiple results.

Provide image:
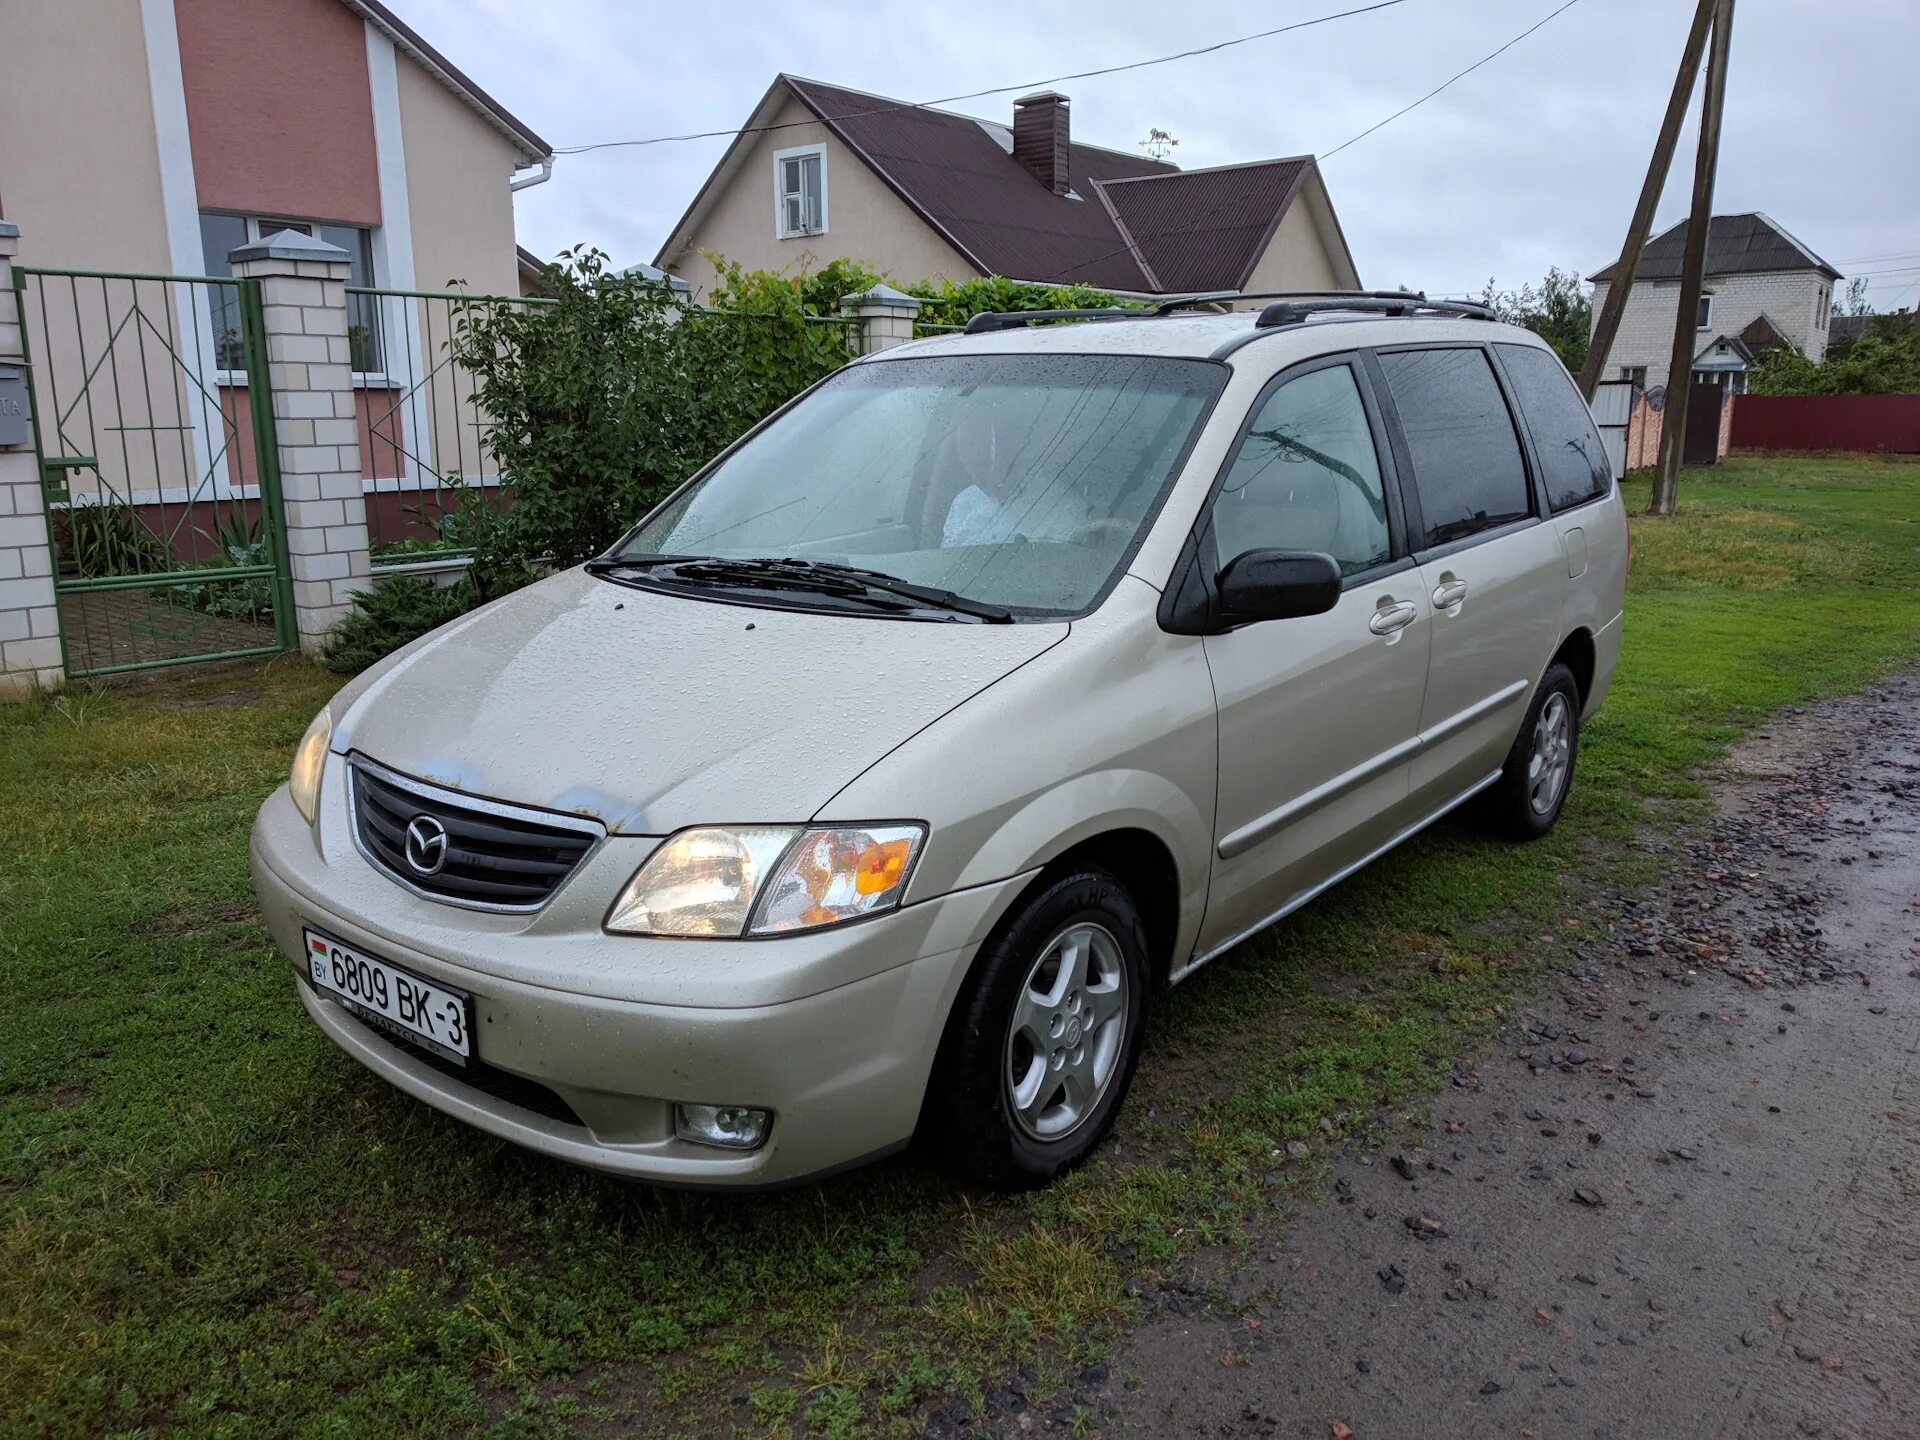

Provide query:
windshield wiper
left=777, top=559, right=1015, bottom=623
left=610, top=555, right=1014, bottom=623
left=584, top=553, right=695, bottom=574
left=642, top=557, right=920, bottom=614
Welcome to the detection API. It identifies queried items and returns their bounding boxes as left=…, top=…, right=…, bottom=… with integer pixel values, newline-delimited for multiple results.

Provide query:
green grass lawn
left=4, top=455, right=1917, bottom=1439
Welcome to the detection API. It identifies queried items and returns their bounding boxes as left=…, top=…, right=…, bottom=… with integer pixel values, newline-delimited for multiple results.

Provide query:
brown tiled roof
left=1097, top=159, right=1311, bottom=294
left=1591, top=212, right=1838, bottom=284
left=778, top=77, right=1320, bottom=294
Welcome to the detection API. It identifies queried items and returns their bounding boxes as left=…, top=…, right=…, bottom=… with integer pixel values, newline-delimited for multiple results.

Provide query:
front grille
left=349, top=756, right=602, bottom=912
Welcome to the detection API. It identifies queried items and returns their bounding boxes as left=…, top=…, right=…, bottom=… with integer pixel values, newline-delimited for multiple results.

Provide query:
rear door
left=1195, top=355, right=1431, bottom=955
left=1367, top=345, right=1563, bottom=812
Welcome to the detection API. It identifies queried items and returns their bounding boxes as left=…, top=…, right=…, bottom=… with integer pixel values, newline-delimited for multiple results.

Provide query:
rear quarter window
left=1495, top=343, right=1613, bottom=512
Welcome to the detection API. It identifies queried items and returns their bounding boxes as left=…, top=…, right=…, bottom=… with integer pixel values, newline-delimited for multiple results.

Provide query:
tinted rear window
left=1496, top=343, right=1613, bottom=511
left=1377, top=348, right=1532, bottom=548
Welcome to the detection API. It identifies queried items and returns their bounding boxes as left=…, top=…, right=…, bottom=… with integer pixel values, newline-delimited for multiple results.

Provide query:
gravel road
left=1104, top=664, right=1920, bottom=1439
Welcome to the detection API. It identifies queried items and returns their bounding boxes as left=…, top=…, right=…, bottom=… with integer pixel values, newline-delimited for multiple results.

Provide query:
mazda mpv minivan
left=252, top=291, right=1626, bottom=1190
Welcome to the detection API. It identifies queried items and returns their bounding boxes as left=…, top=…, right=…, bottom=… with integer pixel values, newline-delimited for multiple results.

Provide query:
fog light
left=674, top=1103, right=771, bottom=1150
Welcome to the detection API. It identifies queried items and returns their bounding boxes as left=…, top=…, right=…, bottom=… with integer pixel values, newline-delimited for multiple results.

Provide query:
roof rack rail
left=959, top=291, right=1497, bottom=335
left=1151, top=289, right=1433, bottom=315
left=1252, top=291, right=1495, bottom=329
left=961, top=306, right=1145, bottom=334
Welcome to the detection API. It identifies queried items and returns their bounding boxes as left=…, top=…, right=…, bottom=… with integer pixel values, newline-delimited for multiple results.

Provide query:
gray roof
left=1590, top=212, right=1839, bottom=284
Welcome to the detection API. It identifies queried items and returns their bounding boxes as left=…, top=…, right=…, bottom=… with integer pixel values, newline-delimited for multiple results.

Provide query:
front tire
left=926, top=868, right=1149, bottom=1190
left=1481, top=661, right=1581, bottom=840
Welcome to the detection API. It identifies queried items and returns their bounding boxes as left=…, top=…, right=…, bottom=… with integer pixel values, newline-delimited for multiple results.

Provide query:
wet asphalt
left=1094, top=665, right=1920, bottom=1439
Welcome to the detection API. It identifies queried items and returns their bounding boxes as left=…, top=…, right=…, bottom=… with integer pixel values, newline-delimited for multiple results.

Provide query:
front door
left=1197, top=358, right=1431, bottom=957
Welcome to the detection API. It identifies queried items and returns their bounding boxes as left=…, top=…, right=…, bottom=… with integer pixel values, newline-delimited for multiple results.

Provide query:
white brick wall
left=1591, top=267, right=1833, bottom=383
left=231, top=240, right=371, bottom=654
left=0, top=225, right=65, bottom=698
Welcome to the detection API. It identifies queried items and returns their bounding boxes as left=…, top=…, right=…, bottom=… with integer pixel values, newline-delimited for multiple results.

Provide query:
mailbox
left=0, top=364, right=28, bottom=448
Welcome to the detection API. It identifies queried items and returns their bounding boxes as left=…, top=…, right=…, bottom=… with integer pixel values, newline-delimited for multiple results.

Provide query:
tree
left=1478, top=267, right=1592, bottom=372
left=1840, top=276, right=1872, bottom=318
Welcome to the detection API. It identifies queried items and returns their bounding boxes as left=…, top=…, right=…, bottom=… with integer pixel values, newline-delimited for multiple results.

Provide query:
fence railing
left=347, top=286, right=555, bottom=569
left=15, top=265, right=294, bottom=675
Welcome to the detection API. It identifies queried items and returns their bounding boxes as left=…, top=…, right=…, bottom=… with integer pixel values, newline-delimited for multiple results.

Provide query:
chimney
left=1012, top=91, right=1070, bottom=196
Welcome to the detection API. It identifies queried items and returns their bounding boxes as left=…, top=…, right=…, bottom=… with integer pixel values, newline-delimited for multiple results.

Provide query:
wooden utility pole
left=1648, top=0, right=1734, bottom=517
left=1577, top=0, right=1718, bottom=401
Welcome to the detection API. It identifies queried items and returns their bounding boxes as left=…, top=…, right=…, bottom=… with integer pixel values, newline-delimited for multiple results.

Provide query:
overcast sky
left=408, top=0, right=1919, bottom=309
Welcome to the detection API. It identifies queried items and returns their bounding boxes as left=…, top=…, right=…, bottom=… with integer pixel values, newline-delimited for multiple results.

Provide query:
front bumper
left=251, top=780, right=1027, bottom=1187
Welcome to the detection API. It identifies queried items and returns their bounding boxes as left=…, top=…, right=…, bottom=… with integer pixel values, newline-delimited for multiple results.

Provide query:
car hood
left=330, top=568, right=1068, bottom=834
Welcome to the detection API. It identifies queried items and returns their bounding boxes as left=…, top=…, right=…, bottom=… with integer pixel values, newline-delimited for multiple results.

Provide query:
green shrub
left=56, top=505, right=170, bottom=579
left=446, top=247, right=860, bottom=587
left=164, top=512, right=274, bottom=619
left=319, top=575, right=478, bottom=674
left=905, top=275, right=1128, bottom=330
left=1750, top=316, right=1920, bottom=395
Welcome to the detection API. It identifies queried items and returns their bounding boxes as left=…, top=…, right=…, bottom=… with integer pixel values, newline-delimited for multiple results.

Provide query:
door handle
left=1432, top=579, right=1469, bottom=609
left=1368, top=600, right=1417, bottom=635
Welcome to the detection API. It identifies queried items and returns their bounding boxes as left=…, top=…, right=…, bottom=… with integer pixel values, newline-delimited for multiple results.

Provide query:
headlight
left=289, top=707, right=332, bottom=825
left=606, top=823, right=926, bottom=937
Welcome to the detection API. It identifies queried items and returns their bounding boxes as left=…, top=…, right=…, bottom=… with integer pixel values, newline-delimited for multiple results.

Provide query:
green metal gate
left=14, top=266, right=295, bottom=677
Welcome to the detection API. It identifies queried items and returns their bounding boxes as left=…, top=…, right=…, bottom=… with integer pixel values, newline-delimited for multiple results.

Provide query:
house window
left=199, top=212, right=382, bottom=373
left=1695, top=293, right=1713, bottom=330
left=773, top=145, right=827, bottom=238
left=1620, top=365, right=1648, bottom=389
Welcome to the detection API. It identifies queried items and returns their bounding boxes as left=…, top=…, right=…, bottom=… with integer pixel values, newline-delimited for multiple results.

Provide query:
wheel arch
left=1549, top=626, right=1596, bottom=709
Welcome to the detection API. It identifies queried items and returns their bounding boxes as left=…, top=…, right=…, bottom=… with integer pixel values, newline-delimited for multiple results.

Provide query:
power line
left=1054, top=0, right=1584, bottom=285
left=1833, top=248, right=1920, bottom=266
left=553, top=0, right=1415, bottom=156
left=1319, top=0, right=1584, bottom=162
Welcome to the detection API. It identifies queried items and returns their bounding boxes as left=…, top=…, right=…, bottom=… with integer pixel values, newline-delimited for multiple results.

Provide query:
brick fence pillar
left=0, top=221, right=65, bottom=698
left=229, top=229, right=370, bottom=654
left=841, top=283, right=922, bottom=354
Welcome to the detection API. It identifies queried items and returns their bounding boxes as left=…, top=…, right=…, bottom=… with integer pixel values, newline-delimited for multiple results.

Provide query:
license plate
left=304, top=928, right=472, bottom=1064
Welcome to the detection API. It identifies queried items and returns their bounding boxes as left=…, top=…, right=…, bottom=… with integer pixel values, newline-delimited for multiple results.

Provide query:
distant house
left=518, top=245, right=550, bottom=297
left=1829, top=309, right=1917, bottom=348
left=1588, top=213, right=1840, bottom=394
left=653, top=75, right=1360, bottom=302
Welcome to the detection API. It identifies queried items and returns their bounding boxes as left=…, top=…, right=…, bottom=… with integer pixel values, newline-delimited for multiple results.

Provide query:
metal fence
left=347, top=286, right=553, bottom=570
left=15, top=265, right=292, bottom=676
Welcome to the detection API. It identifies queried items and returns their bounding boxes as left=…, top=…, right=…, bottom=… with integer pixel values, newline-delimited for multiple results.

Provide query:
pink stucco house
left=0, top=0, right=550, bottom=302
left=0, top=0, right=552, bottom=556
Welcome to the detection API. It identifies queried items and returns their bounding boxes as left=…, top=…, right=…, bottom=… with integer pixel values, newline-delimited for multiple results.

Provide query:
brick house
left=654, top=76, right=1361, bottom=301
left=1588, top=213, right=1841, bottom=395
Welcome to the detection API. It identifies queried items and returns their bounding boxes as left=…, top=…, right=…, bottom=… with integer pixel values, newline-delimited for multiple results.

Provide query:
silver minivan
left=252, top=293, right=1626, bottom=1190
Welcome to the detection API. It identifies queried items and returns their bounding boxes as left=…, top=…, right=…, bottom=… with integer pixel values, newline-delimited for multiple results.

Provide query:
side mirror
left=1215, top=549, right=1342, bottom=626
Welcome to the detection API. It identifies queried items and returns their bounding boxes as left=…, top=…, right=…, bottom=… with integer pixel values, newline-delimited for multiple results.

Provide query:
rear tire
left=1480, top=662, right=1581, bottom=841
left=925, top=868, right=1149, bottom=1191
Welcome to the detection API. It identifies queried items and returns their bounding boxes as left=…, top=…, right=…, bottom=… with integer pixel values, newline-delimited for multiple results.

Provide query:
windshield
left=611, top=353, right=1225, bottom=617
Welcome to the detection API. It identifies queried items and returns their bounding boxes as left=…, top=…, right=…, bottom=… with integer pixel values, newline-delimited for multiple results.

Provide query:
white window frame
left=772, top=144, right=828, bottom=240
left=1695, top=292, right=1713, bottom=330
left=209, top=213, right=393, bottom=387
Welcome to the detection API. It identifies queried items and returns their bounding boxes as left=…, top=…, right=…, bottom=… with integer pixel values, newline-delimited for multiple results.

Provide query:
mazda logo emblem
left=403, top=815, right=449, bottom=876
